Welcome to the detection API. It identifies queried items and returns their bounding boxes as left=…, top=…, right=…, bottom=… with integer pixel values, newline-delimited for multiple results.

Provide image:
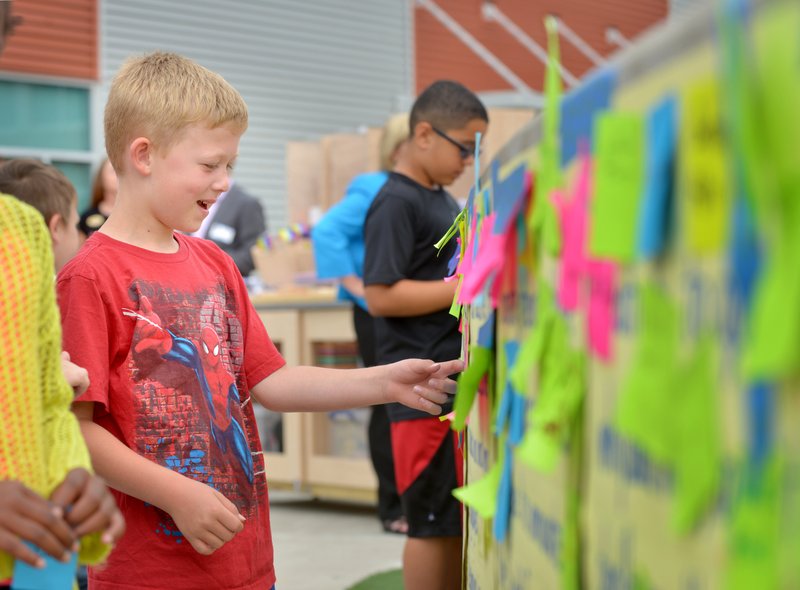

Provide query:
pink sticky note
left=552, top=153, right=592, bottom=312
left=459, top=213, right=507, bottom=304
left=586, top=259, right=617, bottom=362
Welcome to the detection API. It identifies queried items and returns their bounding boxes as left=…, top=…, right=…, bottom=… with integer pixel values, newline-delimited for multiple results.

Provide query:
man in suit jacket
left=194, top=181, right=267, bottom=276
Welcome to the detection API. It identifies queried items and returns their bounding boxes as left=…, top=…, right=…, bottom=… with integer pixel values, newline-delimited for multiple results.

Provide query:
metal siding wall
left=100, top=0, right=412, bottom=229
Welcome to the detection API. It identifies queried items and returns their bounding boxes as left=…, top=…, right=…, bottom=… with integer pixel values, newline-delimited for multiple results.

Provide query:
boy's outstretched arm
left=365, top=279, right=457, bottom=317
left=252, top=358, right=463, bottom=414
left=72, top=402, right=245, bottom=556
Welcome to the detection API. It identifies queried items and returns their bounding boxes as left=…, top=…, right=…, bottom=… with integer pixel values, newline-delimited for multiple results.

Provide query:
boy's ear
left=47, top=213, right=63, bottom=243
left=129, top=137, right=154, bottom=175
left=412, top=121, right=434, bottom=150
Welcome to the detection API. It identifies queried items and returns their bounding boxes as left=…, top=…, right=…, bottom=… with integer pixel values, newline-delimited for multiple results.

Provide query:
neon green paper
left=589, top=112, right=645, bottom=262
left=453, top=457, right=503, bottom=520
left=726, top=458, right=780, bottom=590
left=452, top=345, right=492, bottom=432
left=616, top=282, right=681, bottom=462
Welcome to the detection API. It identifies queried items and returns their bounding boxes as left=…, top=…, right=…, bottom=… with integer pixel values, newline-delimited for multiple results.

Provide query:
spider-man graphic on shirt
left=123, top=295, right=254, bottom=483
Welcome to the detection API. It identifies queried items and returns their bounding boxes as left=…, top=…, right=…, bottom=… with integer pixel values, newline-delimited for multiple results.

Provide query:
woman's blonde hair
left=104, top=52, right=248, bottom=171
left=378, top=113, right=410, bottom=171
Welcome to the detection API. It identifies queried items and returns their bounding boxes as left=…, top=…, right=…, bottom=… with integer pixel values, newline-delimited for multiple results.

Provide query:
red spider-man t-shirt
left=57, top=232, right=285, bottom=590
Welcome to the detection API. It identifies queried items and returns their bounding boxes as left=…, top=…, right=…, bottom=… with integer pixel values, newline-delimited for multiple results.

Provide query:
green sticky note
left=616, top=282, right=681, bottom=463
left=726, top=458, right=780, bottom=590
left=529, top=15, right=563, bottom=257
left=589, top=112, right=645, bottom=262
left=510, top=282, right=556, bottom=395
left=743, top=229, right=800, bottom=380
left=753, top=2, right=800, bottom=196
left=672, top=336, right=721, bottom=533
left=449, top=276, right=463, bottom=318
left=518, top=312, right=585, bottom=473
left=679, top=78, right=731, bottom=254
left=517, top=427, right=560, bottom=473
left=452, top=345, right=492, bottom=432
left=452, top=455, right=502, bottom=519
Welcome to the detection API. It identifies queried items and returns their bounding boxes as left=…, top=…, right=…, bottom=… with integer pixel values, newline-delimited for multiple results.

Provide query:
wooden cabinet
left=251, top=291, right=377, bottom=503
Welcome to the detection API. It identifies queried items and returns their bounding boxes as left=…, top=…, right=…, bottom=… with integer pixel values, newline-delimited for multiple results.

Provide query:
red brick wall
left=415, top=0, right=667, bottom=93
left=0, top=0, right=98, bottom=80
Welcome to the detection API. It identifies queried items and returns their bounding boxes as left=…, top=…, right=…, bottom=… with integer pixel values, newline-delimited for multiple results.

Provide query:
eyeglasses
left=431, top=127, right=476, bottom=160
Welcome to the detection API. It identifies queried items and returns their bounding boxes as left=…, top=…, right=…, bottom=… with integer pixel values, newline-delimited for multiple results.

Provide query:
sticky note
left=452, top=459, right=502, bottom=519
left=615, top=282, right=681, bottom=463
left=638, top=95, right=676, bottom=259
left=12, top=543, right=78, bottom=590
left=560, top=67, right=617, bottom=166
left=452, top=345, right=493, bottom=432
left=586, top=260, right=617, bottom=362
left=679, top=78, right=731, bottom=254
left=552, top=152, right=591, bottom=311
left=493, top=441, right=513, bottom=542
left=589, top=112, right=645, bottom=262
left=491, top=161, right=528, bottom=236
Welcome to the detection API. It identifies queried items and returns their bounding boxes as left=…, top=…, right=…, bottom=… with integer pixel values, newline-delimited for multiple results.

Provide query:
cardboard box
left=251, top=239, right=315, bottom=288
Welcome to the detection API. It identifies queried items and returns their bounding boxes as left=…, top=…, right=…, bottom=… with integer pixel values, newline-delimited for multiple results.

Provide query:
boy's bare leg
left=403, top=536, right=462, bottom=590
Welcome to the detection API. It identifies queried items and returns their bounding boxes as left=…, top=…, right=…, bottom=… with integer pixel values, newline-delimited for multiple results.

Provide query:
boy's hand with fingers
left=384, top=358, right=463, bottom=415
left=164, top=478, right=245, bottom=555
left=0, top=480, right=77, bottom=569
left=60, top=351, right=89, bottom=397
left=49, top=468, right=125, bottom=545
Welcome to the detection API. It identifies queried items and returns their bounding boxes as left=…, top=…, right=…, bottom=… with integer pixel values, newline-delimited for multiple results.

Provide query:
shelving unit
left=252, top=290, right=376, bottom=503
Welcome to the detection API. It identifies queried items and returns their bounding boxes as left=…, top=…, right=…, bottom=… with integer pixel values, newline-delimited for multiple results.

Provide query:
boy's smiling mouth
left=197, top=199, right=213, bottom=211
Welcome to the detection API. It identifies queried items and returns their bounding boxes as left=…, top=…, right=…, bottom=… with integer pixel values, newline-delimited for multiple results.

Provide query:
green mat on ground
left=346, top=568, right=403, bottom=590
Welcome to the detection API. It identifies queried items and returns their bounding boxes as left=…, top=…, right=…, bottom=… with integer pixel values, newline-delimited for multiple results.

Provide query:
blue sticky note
left=637, top=95, right=677, bottom=259
left=748, top=382, right=774, bottom=471
left=509, top=392, right=528, bottom=446
left=491, top=160, right=527, bottom=236
left=728, top=192, right=761, bottom=309
left=476, top=311, right=495, bottom=349
left=493, top=441, right=513, bottom=542
left=495, top=341, right=520, bottom=433
left=559, top=67, right=617, bottom=166
left=12, top=542, right=77, bottom=590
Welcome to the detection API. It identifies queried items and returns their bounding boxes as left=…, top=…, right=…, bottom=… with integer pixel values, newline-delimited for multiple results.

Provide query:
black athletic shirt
left=364, top=172, right=462, bottom=422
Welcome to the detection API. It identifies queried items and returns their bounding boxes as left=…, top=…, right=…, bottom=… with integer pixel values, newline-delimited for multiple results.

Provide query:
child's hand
left=49, top=468, right=125, bottom=545
left=60, top=351, right=90, bottom=397
left=384, top=358, right=464, bottom=415
left=0, top=480, right=77, bottom=568
left=165, top=478, right=245, bottom=555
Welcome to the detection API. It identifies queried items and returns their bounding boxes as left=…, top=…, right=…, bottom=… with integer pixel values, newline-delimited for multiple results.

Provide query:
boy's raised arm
left=365, top=278, right=457, bottom=317
left=251, top=358, right=462, bottom=414
left=72, top=402, right=245, bottom=556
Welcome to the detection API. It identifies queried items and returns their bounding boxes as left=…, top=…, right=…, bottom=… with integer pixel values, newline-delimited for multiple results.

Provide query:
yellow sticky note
left=679, top=78, right=731, bottom=254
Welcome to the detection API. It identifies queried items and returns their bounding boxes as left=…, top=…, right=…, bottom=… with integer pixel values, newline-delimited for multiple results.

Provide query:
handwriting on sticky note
left=589, top=112, right=645, bottom=262
left=679, top=78, right=730, bottom=254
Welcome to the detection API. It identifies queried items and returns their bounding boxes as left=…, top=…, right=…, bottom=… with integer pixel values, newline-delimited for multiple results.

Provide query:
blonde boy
left=57, top=52, right=461, bottom=590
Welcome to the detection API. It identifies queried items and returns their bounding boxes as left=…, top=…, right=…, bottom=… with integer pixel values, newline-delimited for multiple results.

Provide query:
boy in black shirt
left=364, top=80, right=488, bottom=590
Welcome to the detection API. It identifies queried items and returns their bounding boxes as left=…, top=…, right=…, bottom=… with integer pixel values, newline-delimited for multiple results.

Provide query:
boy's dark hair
left=409, top=80, right=488, bottom=133
left=0, top=159, right=76, bottom=225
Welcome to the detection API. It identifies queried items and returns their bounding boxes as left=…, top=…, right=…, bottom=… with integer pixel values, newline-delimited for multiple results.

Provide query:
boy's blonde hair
left=378, top=113, right=410, bottom=171
left=105, top=52, right=249, bottom=171
left=0, top=159, right=77, bottom=226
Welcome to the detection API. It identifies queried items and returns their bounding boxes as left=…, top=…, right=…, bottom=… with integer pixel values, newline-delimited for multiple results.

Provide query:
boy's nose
left=213, top=171, right=230, bottom=193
